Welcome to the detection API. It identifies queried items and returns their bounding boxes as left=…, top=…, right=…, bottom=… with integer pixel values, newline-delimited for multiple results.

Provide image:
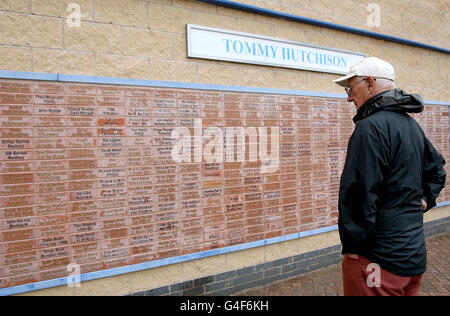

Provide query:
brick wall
left=0, top=78, right=448, bottom=291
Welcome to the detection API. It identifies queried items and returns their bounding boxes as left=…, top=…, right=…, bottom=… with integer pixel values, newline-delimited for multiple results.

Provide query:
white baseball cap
left=333, top=56, right=395, bottom=87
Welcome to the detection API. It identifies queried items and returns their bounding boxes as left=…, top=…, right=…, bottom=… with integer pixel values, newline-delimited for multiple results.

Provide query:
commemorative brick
left=2, top=227, right=37, bottom=242
left=1, top=216, right=35, bottom=230
left=0, top=81, right=32, bottom=94
left=129, top=97, right=151, bottom=107
left=97, top=126, right=125, bottom=137
left=128, top=146, right=151, bottom=156
left=0, top=183, right=34, bottom=196
left=152, top=135, right=175, bottom=146
left=102, top=228, right=128, bottom=240
left=0, top=128, right=33, bottom=138
left=128, top=184, right=152, bottom=196
left=34, top=127, right=65, bottom=138
left=34, top=95, right=65, bottom=107
left=130, top=234, right=155, bottom=246
left=1, top=194, right=34, bottom=207
left=39, top=235, right=70, bottom=249
left=4, top=239, right=36, bottom=253
left=0, top=173, right=34, bottom=185
left=3, top=250, right=37, bottom=266
left=39, top=257, right=70, bottom=270
left=78, top=261, right=103, bottom=274
left=96, top=106, right=126, bottom=117
left=1, top=273, right=38, bottom=288
left=101, top=257, right=129, bottom=270
left=0, top=149, right=33, bottom=161
left=130, top=248, right=155, bottom=260
left=128, top=194, right=153, bottom=206
left=35, top=204, right=66, bottom=217
left=128, top=156, right=152, bottom=167
left=36, top=191, right=67, bottom=205
left=129, top=224, right=154, bottom=235
left=97, top=168, right=126, bottom=179
left=70, top=211, right=98, bottom=223
left=69, top=169, right=97, bottom=180
left=0, top=93, right=33, bottom=105
left=98, top=157, right=126, bottom=168
left=100, top=187, right=127, bottom=199
left=72, top=242, right=100, bottom=257
left=69, top=201, right=97, bottom=213
left=0, top=105, right=33, bottom=116
left=127, top=107, right=151, bottom=118
left=71, top=231, right=99, bottom=244
left=34, top=149, right=66, bottom=160
left=64, top=95, right=96, bottom=106
left=34, top=104, right=65, bottom=117
left=102, top=247, right=130, bottom=261
left=70, top=221, right=102, bottom=235
left=66, top=117, right=95, bottom=128
left=33, top=116, right=65, bottom=127
left=34, top=138, right=66, bottom=149
left=69, top=190, right=98, bottom=202
left=66, top=127, right=94, bottom=137
left=0, top=116, right=32, bottom=128
left=35, top=170, right=67, bottom=183
left=129, top=204, right=154, bottom=216
left=32, top=83, right=65, bottom=95
left=100, top=197, right=127, bottom=209
left=40, top=267, right=69, bottom=281
left=97, top=95, right=128, bottom=107
left=38, top=214, right=69, bottom=227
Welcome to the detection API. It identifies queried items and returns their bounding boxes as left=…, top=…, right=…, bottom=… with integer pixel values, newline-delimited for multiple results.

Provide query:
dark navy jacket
left=338, top=89, right=446, bottom=277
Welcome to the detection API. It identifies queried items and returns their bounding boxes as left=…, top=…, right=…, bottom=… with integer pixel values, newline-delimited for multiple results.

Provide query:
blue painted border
left=195, top=0, right=450, bottom=55
left=0, top=70, right=346, bottom=98
left=0, top=70, right=449, bottom=107
left=0, top=70, right=448, bottom=296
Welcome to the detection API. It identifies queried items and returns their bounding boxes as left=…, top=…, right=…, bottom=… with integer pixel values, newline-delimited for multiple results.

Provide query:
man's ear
left=366, top=76, right=376, bottom=94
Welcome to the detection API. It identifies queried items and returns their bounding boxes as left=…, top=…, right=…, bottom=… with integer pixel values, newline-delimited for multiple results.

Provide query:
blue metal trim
left=0, top=70, right=58, bottom=81
left=424, top=100, right=450, bottom=107
left=0, top=70, right=347, bottom=98
left=195, top=0, right=450, bottom=54
left=436, top=201, right=450, bottom=208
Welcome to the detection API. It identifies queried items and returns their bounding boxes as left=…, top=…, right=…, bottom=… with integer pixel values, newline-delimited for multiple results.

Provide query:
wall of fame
left=0, top=79, right=448, bottom=288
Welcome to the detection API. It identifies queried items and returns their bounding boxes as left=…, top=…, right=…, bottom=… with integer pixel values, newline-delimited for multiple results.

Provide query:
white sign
left=187, top=24, right=366, bottom=75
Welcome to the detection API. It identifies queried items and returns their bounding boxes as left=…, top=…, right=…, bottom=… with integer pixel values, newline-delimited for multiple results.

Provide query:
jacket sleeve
left=338, top=121, right=388, bottom=254
left=422, top=136, right=446, bottom=212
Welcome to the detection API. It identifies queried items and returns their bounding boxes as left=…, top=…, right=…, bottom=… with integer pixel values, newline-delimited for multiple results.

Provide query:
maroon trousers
left=342, top=254, right=424, bottom=296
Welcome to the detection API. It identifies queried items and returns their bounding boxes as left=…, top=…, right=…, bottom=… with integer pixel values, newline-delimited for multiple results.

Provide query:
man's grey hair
left=375, top=78, right=395, bottom=89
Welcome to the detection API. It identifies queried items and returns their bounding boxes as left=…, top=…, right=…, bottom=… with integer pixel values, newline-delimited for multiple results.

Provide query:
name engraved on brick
left=0, top=128, right=33, bottom=138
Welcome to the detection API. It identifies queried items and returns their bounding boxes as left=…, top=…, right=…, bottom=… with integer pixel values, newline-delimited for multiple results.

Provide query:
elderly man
left=333, top=57, right=446, bottom=296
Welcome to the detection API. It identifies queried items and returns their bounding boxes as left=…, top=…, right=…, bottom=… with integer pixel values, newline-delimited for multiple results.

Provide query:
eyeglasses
left=345, top=77, right=367, bottom=96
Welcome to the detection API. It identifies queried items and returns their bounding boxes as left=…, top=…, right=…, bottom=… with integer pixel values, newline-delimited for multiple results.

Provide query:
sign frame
left=187, top=24, right=366, bottom=75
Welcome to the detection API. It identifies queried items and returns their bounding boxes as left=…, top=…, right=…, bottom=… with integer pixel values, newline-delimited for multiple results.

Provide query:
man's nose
left=347, top=94, right=353, bottom=102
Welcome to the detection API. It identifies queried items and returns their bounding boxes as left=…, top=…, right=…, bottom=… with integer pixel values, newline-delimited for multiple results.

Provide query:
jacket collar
left=353, top=89, right=424, bottom=123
